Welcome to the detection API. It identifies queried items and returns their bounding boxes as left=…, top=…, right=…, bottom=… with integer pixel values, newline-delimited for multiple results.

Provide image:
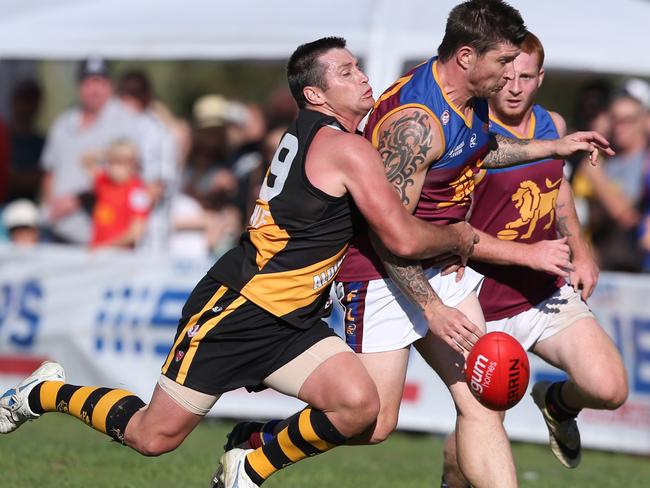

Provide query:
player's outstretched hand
left=423, top=300, right=483, bottom=355
left=528, top=237, right=575, bottom=277
left=555, top=131, right=615, bottom=166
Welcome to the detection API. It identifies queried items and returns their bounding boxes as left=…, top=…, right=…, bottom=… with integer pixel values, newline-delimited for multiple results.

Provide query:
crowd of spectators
left=571, top=77, right=650, bottom=272
left=0, top=58, right=297, bottom=258
left=1, top=58, right=650, bottom=274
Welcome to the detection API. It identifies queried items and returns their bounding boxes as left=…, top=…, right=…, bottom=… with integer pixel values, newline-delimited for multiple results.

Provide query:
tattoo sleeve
left=377, top=111, right=432, bottom=205
left=371, top=111, right=441, bottom=310
left=370, top=234, right=440, bottom=310
left=482, top=134, right=533, bottom=168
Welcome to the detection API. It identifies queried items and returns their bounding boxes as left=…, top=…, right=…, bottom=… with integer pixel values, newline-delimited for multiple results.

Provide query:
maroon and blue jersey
left=338, top=57, right=490, bottom=282
left=470, top=104, right=565, bottom=321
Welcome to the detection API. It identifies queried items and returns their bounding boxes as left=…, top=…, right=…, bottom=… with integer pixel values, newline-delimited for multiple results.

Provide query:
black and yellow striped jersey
left=209, top=109, right=358, bottom=329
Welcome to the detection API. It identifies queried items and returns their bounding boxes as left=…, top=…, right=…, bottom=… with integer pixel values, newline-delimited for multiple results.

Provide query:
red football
left=465, top=331, right=530, bottom=411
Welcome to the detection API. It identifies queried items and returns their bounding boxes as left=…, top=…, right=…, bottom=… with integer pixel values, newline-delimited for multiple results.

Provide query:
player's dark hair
left=287, top=37, right=347, bottom=109
left=437, top=0, right=527, bottom=62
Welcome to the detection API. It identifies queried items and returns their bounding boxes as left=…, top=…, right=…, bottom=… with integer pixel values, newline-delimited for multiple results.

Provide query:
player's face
left=318, top=48, right=375, bottom=116
left=490, top=51, right=542, bottom=120
left=469, top=42, right=521, bottom=99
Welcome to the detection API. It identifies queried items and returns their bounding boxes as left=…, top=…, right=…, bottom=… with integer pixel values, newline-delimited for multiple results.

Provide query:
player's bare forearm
left=472, top=228, right=572, bottom=278
left=556, top=178, right=586, bottom=255
left=370, top=233, right=441, bottom=310
left=557, top=178, right=598, bottom=296
left=482, top=134, right=555, bottom=168
left=471, top=229, right=528, bottom=266
left=386, top=260, right=441, bottom=310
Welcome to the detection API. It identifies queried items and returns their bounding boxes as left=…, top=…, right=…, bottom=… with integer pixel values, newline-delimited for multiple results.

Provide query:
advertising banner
left=1, top=246, right=648, bottom=453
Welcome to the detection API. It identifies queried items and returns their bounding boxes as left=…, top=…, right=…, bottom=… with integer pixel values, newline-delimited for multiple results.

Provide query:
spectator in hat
left=184, top=94, right=244, bottom=254
left=624, top=78, right=650, bottom=140
left=2, top=199, right=40, bottom=247
left=40, top=57, right=139, bottom=245
left=184, top=94, right=239, bottom=209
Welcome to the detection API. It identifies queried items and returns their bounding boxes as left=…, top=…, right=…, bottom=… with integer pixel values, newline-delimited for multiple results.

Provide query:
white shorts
left=486, top=283, right=595, bottom=351
left=336, top=266, right=484, bottom=353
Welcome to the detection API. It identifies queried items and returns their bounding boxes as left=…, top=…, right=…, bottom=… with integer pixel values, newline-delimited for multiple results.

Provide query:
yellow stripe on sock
left=90, top=389, right=132, bottom=434
left=175, top=296, right=247, bottom=385
left=245, top=449, right=276, bottom=479
left=39, top=381, right=64, bottom=412
left=162, top=285, right=228, bottom=374
left=276, top=427, right=307, bottom=462
left=68, top=386, right=98, bottom=423
left=298, top=409, right=335, bottom=452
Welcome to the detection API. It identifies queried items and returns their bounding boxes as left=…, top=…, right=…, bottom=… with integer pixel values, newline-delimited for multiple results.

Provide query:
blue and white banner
left=0, top=245, right=648, bottom=453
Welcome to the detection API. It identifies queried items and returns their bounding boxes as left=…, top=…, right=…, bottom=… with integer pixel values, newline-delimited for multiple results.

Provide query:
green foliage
left=1, top=415, right=648, bottom=487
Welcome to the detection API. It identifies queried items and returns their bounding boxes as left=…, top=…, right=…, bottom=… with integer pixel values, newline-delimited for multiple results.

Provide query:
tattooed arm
left=368, top=107, right=481, bottom=353
left=557, top=177, right=599, bottom=299
left=482, top=131, right=614, bottom=169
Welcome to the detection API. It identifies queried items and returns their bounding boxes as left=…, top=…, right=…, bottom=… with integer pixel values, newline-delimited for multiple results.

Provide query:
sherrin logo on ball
left=465, top=331, right=530, bottom=411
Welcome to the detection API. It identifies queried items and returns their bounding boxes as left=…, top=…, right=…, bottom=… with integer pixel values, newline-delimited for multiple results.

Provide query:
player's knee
left=598, top=378, right=628, bottom=410
left=337, top=384, right=380, bottom=432
left=583, top=365, right=628, bottom=410
left=132, top=433, right=181, bottom=457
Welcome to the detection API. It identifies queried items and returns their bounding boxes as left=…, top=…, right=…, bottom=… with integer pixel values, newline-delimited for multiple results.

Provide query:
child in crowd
left=87, top=139, right=151, bottom=249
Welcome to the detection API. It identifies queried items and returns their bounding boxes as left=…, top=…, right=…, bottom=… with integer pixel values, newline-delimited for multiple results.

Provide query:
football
left=465, top=331, right=530, bottom=411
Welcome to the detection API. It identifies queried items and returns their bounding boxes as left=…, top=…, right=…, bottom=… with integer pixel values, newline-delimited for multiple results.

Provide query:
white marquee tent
left=0, top=0, right=648, bottom=94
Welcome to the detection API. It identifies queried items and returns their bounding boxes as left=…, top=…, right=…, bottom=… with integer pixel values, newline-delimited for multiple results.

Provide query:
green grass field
left=1, top=414, right=648, bottom=487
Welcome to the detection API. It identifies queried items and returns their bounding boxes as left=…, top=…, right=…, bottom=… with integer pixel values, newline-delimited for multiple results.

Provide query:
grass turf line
left=1, top=415, right=648, bottom=487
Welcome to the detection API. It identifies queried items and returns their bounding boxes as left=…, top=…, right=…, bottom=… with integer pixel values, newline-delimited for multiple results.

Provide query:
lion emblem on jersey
left=497, top=177, right=562, bottom=240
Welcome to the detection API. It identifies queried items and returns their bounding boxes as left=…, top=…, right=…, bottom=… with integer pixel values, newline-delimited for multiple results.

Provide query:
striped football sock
left=28, top=381, right=145, bottom=443
left=243, top=407, right=346, bottom=485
